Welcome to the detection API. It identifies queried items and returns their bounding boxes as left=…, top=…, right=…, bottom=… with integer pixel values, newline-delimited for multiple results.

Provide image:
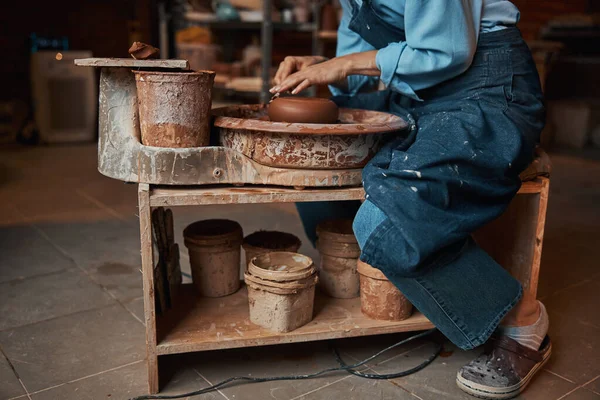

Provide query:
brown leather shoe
left=456, top=335, right=552, bottom=399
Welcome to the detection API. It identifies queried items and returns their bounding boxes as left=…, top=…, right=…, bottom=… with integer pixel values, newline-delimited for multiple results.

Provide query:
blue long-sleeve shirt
left=331, top=0, right=520, bottom=100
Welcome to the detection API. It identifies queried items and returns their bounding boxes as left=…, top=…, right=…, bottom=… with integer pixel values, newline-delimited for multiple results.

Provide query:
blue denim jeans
left=297, top=28, right=544, bottom=350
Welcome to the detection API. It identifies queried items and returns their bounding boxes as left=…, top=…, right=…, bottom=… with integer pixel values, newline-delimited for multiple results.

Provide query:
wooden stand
left=138, top=178, right=550, bottom=394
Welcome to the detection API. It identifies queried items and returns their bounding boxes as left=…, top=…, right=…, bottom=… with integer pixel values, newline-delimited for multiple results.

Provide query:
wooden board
left=150, top=185, right=365, bottom=206
left=156, top=284, right=434, bottom=355
left=148, top=179, right=544, bottom=207
left=75, top=58, right=189, bottom=69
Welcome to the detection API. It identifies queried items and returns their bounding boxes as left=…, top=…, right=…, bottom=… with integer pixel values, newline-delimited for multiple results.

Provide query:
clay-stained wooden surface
left=148, top=179, right=544, bottom=207
left=138, top=184, right=159, bottom=394
left=149, top=185, right=366, bottom=206
left=156, top=284, right=434, bottom=355
left=75, top=58, right=189, bottom=69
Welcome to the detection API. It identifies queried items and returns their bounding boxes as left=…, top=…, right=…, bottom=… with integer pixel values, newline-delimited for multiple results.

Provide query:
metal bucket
left=134, top=70, right=215, bottom=148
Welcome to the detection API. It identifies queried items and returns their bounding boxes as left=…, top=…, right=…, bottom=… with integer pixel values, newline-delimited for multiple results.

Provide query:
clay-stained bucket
left=242, top=231, right=302, bottom=274
left=248, top=252, right=315, bottom=282
left=316, top=219, right=360, bottom=298
left=134, top=70, right=215, bottom=148
left=357, top=260, right=413, bottom=321
left=245, top=252, right=317, bottom=332
left=183, top=219, right=243, bottom=297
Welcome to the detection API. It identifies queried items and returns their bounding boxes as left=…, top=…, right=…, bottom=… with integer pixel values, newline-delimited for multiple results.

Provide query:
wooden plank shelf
left=156, top=284, right=433, bottom=355
left=149, top=185, right=366, bottom=206
left=138, top=176, right=550, bottom=394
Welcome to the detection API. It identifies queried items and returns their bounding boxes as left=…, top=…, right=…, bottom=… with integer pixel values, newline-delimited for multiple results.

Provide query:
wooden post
left=529, top=177, right=550, bottom=300
left=139, top=183, right=159, bottom=394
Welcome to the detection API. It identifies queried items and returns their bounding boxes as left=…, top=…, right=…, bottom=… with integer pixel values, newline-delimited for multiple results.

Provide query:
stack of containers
left=242, top=231, right=302, bottom=277
left=183, top=219, right=243, bottom=297
left=316, top=219, right=360, bottom=299
left=244, top=252, right=318, bottom=332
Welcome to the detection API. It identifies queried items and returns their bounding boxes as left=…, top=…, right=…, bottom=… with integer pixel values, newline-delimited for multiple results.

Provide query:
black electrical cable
left=130, top=328, right=441, bottom=400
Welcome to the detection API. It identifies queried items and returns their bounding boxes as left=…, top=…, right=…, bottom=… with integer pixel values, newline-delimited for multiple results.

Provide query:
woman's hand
left=273, top=56, right=328, bottom=86
left=270, top=51, right=380, bottom=95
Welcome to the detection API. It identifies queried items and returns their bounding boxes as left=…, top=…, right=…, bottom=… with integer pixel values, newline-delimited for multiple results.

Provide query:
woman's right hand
left=273, top=56, right=329, bottom=86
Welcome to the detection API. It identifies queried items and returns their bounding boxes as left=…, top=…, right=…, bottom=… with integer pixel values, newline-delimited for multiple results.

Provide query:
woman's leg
left=296, top=201, right=361, bottom=246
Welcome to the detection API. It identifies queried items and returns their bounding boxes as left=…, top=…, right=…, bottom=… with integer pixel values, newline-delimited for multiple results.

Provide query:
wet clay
left=268, top=97, right=339, bottom=124
left=128, top=42, right=160, bottom=60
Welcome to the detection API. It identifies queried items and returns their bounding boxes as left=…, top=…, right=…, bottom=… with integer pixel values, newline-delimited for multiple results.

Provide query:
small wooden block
left=74, top=58, right=189, bottom=69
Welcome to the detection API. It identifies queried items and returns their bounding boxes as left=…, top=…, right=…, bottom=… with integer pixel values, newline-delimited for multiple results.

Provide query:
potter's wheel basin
left=212, top=104, right=408, bottom=169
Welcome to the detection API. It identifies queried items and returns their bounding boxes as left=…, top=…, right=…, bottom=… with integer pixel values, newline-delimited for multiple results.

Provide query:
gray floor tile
left=561, top=388, right=600, bottom=400
left=0, top=268, right=114, bottom=331
left=193, top=341, right=358, bottom=400
left=515, top=370, right=577, bottom=400
left=77, top=178, right=139, bottom=220
left=585, top=376, right=600, bottom=395
left=0, top=351, right=25, bottom=400
left=87, top=261, right=143, bottom=302
left=544, top=310, right=600, bottom=385
left=0, top=225, right=74, bottom=284
left=30, top=361, right=146, bottom=400
left=36, top=219, right=141, bottom=271
left=123, top=297, right=145, bottom=325
left=10, top=186, right=110, bottom=224
left=0, top=304, right=145, bottom=392
left=157, top=355, right=226, bottom=400
left=295, top=375, right=416, bottom=400
left=385, top=342, right=480, bottom=400
left=334, top=332, right=431, bottom=369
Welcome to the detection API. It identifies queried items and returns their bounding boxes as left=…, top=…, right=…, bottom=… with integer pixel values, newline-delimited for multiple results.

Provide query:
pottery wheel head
left=212, top=104, right=407, bottom=136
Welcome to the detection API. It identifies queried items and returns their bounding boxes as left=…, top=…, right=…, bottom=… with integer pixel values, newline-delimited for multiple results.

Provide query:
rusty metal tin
left=134, top=70, right=215, bottom=148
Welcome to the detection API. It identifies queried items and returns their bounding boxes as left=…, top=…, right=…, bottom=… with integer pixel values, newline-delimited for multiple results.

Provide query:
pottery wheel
left=212, top=104, right=408, bottom=170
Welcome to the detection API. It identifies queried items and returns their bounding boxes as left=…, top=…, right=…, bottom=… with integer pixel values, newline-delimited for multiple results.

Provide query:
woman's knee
left=352, top=200, right=387, bottom=249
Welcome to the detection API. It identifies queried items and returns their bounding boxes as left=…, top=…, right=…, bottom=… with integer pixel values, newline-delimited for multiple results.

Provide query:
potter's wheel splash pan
left=213, top=104, right=408, bottom=170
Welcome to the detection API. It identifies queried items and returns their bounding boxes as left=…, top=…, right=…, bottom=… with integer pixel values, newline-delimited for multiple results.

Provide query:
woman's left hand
left=270, top=51, right=380, bottom=95
left=270, top=57, right=351, bottom=95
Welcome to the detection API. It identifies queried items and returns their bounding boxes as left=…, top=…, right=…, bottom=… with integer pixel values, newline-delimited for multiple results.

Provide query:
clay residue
left=97, top=262, right=135, bottom=275
left=129, top=42, right=160, bottom=60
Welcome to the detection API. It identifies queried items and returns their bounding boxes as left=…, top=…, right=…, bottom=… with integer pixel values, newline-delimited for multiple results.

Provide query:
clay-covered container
left=316, top=219, right=361, bottom=299
left=242, top=231, right=302, bottom=275
left=134, top=70, right=215, bottom=148
left=183, top=219, right=243, bottom=297
left=357, top=260, right=413, bottom=321
left=268, top=97, right=339, bottom=124
left=245, top=252, right=318, bottom=332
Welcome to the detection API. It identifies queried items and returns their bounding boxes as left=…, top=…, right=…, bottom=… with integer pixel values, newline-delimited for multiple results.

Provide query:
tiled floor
left=0, top=144, right=599, bottom=400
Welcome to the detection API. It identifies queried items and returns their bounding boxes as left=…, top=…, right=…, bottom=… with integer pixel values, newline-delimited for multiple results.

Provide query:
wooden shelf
left=156, top=284, right=434, bottom=355
left=149, top=185, right=365, bottom=207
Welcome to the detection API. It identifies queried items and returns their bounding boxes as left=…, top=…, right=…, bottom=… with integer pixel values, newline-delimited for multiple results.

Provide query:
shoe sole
left=456, top=343, right=552, bottom=400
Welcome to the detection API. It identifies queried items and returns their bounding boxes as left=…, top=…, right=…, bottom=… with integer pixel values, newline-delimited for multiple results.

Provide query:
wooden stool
left=474, top=147, right=551, bottom=306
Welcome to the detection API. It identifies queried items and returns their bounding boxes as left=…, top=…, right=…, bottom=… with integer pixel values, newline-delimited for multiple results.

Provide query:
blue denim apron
left=297, top=0, right=545, bottom=349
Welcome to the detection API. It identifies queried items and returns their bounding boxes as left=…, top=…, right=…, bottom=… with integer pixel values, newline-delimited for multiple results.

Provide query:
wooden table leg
left=528, top=177, right=550, bottom=300
left=139, top=183, right=159, bottom=394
